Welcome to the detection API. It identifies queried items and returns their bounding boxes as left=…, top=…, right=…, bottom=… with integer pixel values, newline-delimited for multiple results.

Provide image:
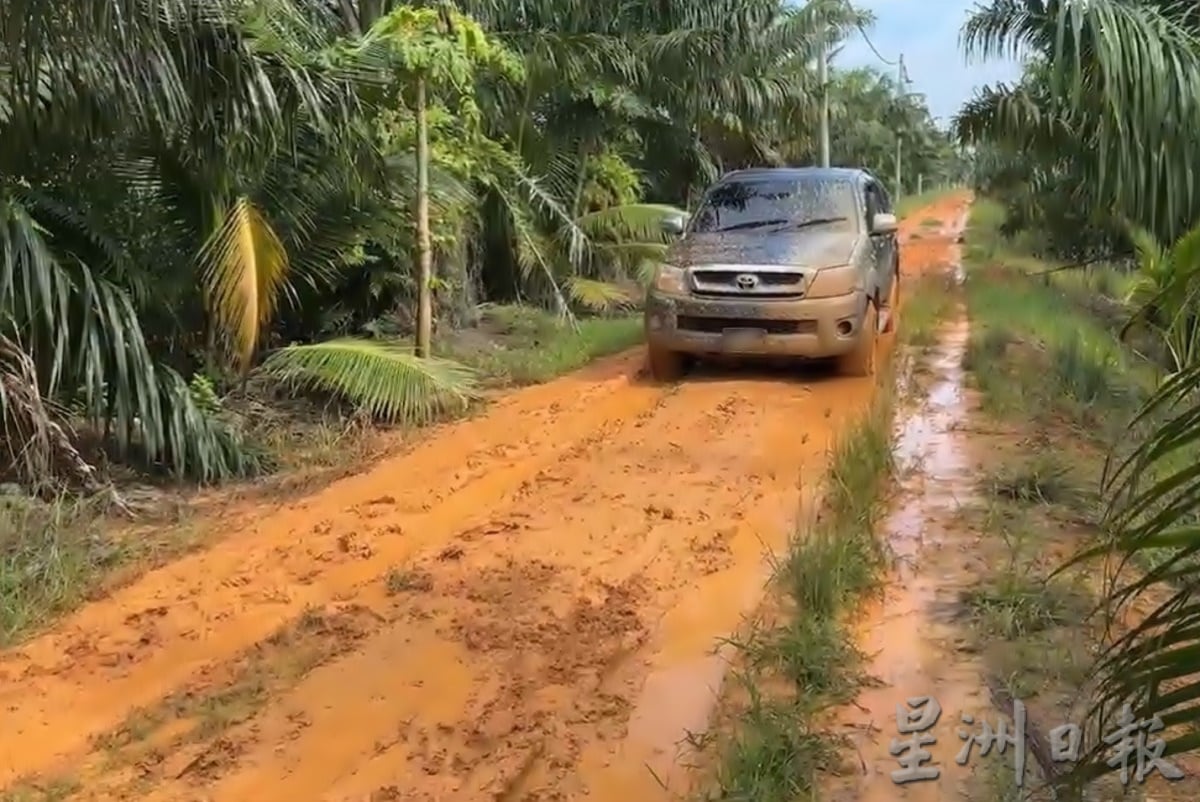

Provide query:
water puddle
left=826, top=224, right=990, bottom=802
left=888, top=324, right=971, bottom=566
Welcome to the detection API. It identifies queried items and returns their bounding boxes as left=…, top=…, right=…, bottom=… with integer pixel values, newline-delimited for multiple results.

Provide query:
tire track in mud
left=122, top=376, right=871, bottom=802
left=0, top=196, right=971, bottom=801
left=0, top=353, right=655, bottom=783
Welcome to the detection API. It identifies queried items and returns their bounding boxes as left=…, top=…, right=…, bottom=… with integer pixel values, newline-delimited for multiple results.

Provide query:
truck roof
left=717, top=166, right=874, bottom=183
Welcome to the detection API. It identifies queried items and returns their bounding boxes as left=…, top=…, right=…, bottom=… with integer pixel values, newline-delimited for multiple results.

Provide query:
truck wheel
left=839, top=301, right=878, bottom=378
left=881, top=268, right=900, bottom=334
left=647, top=344, right=686, bottom=382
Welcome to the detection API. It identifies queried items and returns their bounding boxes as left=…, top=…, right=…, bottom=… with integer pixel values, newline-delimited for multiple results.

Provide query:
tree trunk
left=415, top=76, right=433, bottom=358
left=337, top=0, right=363, bottom=36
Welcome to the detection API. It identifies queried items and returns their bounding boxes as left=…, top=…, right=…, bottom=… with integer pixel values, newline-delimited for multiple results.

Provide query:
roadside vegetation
left=950, top=0, right=1200, bottom=792
left=956, top=200, right=1137, bottom=800
left=954, top=198, right=1200, bottom=799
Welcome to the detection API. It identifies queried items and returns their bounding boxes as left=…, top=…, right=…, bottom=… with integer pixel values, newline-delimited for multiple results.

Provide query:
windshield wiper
left=711, top=218, right=789, bottom=233
left=766, top=216, right=849, bottom=233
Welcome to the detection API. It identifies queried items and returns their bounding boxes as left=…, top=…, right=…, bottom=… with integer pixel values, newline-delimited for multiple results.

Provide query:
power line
left=854, top=22, right=899, bottom=68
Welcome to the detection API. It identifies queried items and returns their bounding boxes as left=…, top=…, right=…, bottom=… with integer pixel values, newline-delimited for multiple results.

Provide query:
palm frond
left=574, top=203, right=686, bottom=242
left=257, top=338, right=481, bottom=423
left=566, top=277, right=635, bottom=313
left=199, top=196, right=291, bottom=370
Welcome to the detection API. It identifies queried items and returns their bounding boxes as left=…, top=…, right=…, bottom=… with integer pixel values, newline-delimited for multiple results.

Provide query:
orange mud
left=0, top=194, right=972, bottom=801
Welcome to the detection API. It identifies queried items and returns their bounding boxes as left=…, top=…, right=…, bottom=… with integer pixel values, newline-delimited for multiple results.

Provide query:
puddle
left=889, top=321, right=972, bottom=564
left=827, top=227, right=989, bottom=802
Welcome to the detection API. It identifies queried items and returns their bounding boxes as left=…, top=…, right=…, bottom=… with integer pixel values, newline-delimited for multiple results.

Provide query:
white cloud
left=834, top=0, right=1022, bottom=123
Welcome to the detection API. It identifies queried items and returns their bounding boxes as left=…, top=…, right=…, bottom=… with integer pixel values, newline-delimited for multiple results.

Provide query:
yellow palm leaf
left=199, top=196, right=289, bottom=370
left=567, top=277, right=635, bottom=313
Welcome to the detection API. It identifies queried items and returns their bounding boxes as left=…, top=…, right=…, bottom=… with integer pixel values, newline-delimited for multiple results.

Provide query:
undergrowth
left=959, top=200, right=1198, bottom=576
left=442, top=305, right=641, bottom=386
left=957, top=199, right=1192, bottom=801
left=712, top=383, right=895, bottom=801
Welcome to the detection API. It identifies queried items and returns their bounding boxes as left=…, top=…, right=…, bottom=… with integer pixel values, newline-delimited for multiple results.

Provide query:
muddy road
left=0, top=195, right=971, bottom=801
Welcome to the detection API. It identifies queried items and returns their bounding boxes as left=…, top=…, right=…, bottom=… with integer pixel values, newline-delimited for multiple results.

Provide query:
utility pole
left=894, top=53, right=904, bottom=203
left=818, top=24, right=830, bottom=167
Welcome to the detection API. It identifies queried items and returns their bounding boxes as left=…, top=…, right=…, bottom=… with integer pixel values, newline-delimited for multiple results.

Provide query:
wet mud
left=824, top=209, right=989, bottom=802
left=0, top=195, right=971, bottom=801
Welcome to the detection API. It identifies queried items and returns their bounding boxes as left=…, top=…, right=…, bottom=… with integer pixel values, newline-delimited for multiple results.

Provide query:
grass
left=900, top=273, right=958, bottom=349
left=443, top=304, right=642, bottom=386
left=0, top=494, right=200, bottom=646
left=961, top=201, right=1154, bottom=446
left=954, top=198, right=1191, bottom=802
left=710, top=384, right=896, bottom=800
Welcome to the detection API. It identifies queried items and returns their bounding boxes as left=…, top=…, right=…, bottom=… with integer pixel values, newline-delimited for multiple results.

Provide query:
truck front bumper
left=643, top=290, right=869, bottom=358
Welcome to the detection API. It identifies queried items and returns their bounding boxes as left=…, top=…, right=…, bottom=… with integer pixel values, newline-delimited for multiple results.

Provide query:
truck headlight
left=652, top=264, right=687, bottom=294
left=805, top=265, right=863, bottom=298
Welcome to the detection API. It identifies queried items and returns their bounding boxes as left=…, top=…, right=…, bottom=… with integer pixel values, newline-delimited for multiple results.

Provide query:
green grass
left=443, top=304, right=642, bottom=386
left=961, top=201, right=1154, bottom=445
left=0, top=493, right=208, bottom=647
left=900, top=274, right=958, bottom=349
left=0, top=496, right=127, bottom=645
left=712, top=387, right=895, bottom=800
left=954, top=199, right=1185, bottom=801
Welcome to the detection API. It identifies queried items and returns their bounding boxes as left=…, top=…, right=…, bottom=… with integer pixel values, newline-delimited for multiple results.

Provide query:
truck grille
left=677, top=316, right=817, bottom=335
left=690, top=269, right=806, bottom=298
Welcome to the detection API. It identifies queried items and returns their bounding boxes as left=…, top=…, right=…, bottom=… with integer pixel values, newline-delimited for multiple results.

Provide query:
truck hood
left=666, top=229, right=862, bottom=269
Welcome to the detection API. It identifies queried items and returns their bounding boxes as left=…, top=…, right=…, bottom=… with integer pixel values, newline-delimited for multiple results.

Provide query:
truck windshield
left=689, top=177, right=859, bottom=235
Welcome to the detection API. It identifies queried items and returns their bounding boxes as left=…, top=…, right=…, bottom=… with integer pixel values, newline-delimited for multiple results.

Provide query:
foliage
left=258, top=339, right=480, bottom=423
left=955, top=0, right=1200, bottom=786
left=1122, top=220, right=1200, bottom=374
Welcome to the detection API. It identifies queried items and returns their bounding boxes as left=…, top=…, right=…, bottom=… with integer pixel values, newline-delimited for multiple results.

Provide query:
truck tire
left=647, top=344, right=686, bottom=382
left=839, top=301, right=878, bottom=377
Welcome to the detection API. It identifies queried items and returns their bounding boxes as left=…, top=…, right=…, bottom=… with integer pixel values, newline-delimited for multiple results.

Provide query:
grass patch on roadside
left=961, top=201, right=1153, bottom=447
left=900, top=273, right=958, bottom=349
left=0, top=495, right=148, bottom=646
left=709, top=385, right=895, bottom=801
left=956, top=200, right=1199, bottom=801
left=442, top=304, right=641, bottom=387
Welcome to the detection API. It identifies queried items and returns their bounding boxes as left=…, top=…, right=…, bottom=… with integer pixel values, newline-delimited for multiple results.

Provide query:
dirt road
left=0, top=194, right=971, bottom=801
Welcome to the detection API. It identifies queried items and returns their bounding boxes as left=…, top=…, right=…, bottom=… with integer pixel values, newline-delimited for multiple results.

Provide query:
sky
left=834, top=0, right=1023, bottom=126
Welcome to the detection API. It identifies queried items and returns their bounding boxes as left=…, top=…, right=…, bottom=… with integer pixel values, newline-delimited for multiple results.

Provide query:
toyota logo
left=735, top=273, right=759, bottom=290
